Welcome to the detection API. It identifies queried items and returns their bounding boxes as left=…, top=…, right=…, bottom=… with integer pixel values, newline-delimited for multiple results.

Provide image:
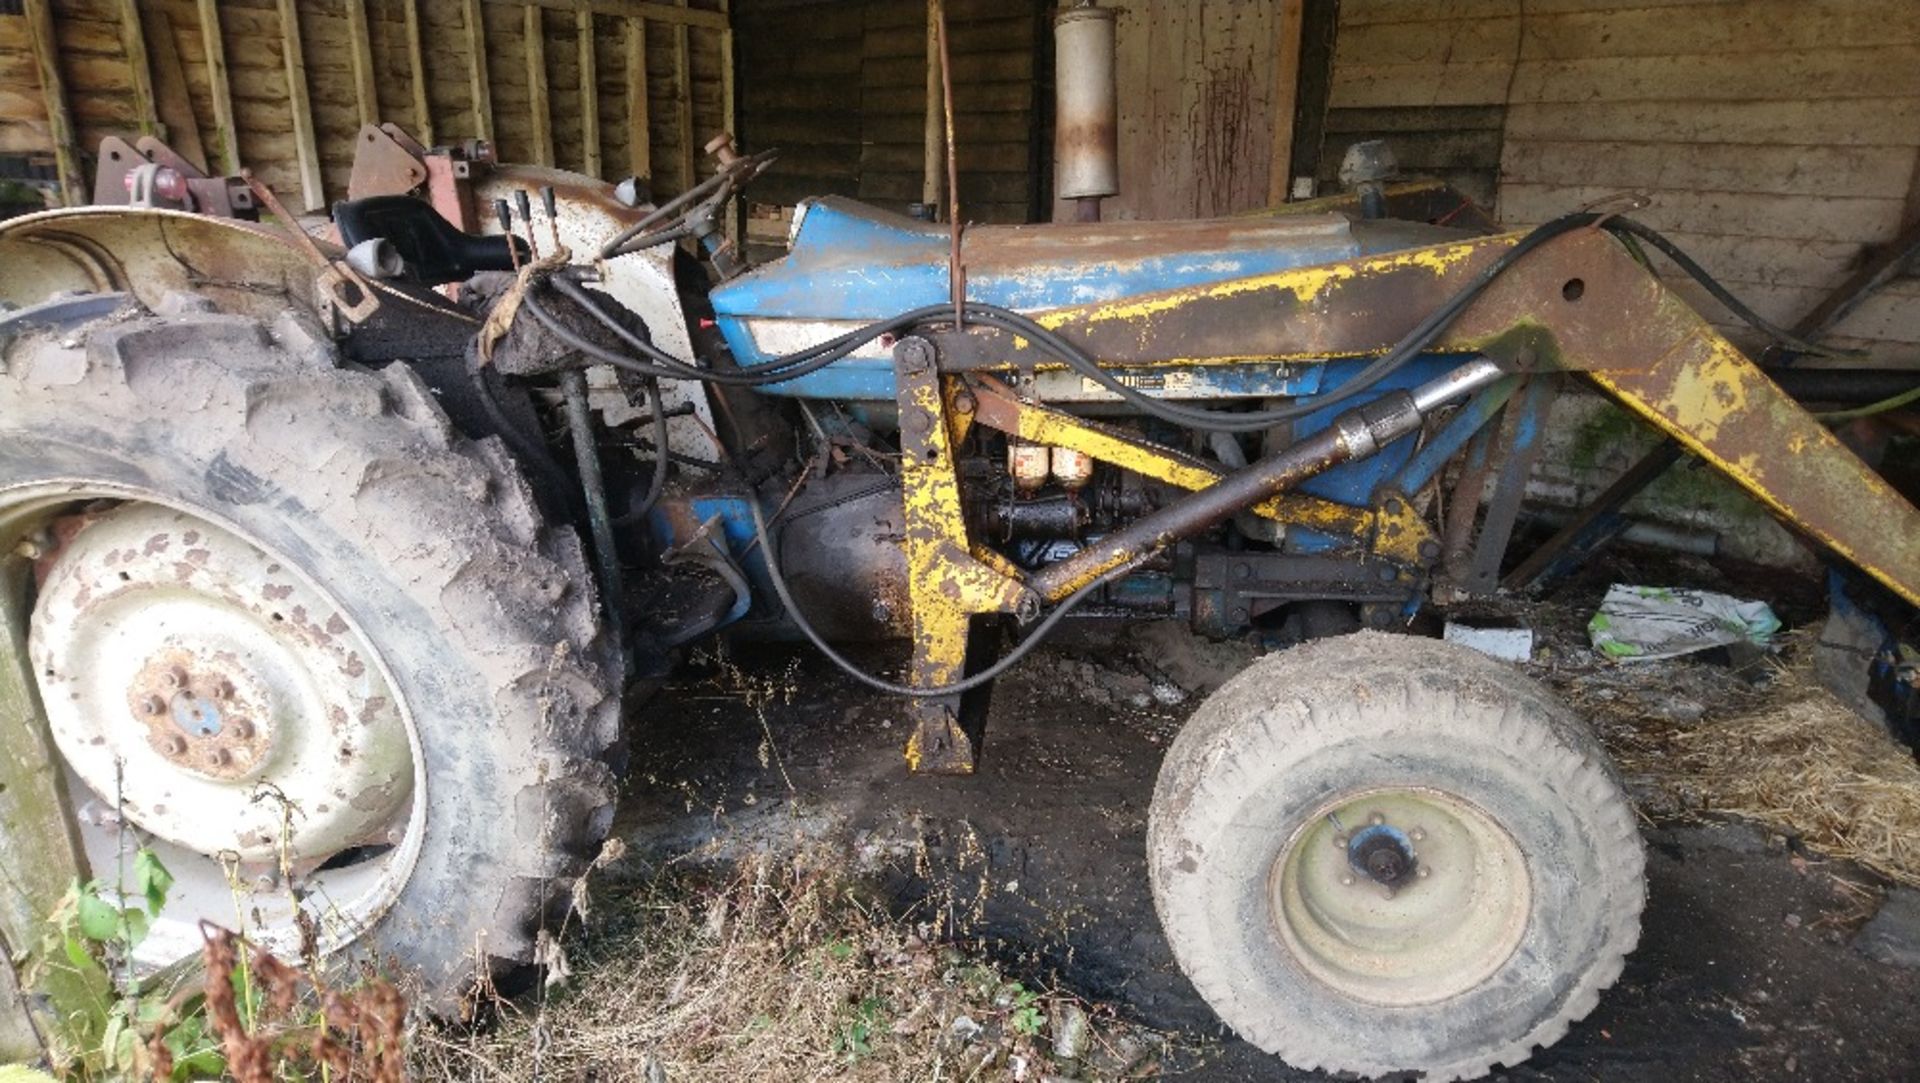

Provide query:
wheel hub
left=1272, top=788, right=1530, bottom=1007
left=126, top=648, right=275, bottom=780
left=29, top=504, right=414, bottom=865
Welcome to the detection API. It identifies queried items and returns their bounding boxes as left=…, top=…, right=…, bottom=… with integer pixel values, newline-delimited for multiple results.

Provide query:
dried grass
left=1612, top=655, right=1920, bottom=888
left=411, top=853, right=1168, bottom=1082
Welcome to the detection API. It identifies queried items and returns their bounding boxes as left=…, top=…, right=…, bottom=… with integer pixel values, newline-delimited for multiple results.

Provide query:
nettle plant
left=33, top=848, right=225, bottom=1081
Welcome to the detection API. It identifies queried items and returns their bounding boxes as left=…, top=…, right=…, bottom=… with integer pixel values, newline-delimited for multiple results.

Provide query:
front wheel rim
left=1270, top=786, right=1531, bottom=1007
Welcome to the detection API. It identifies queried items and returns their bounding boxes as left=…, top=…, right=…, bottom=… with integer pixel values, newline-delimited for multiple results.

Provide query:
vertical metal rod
left=933, top=0, right=964, bottom=327
left=561, top=369, right=626, bottom=673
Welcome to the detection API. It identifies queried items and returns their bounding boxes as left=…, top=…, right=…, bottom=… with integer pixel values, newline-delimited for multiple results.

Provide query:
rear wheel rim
left=1270, top=786, right=1531, bottom=1007
left=7, top=485, right=426, bottom=972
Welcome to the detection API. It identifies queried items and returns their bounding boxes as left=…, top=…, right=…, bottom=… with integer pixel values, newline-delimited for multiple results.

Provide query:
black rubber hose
left=747, top=494, right=1120, bottom=698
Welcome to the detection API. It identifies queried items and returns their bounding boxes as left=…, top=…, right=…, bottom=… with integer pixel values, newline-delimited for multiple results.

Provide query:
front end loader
left=1, top=128, right=1915, bottom=1080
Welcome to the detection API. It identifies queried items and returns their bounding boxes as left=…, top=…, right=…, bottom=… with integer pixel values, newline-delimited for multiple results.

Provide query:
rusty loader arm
left=878, top=224, right=1920, bottom=772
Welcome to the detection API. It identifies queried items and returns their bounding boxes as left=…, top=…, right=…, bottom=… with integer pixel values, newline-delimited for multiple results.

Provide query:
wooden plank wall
left=0, top=0, right=733, bottom=212
left=1072, top=0, right=1291, bottom=222
left=1325, top=0, right=1920, bottom=364
left=734, top=0, right=1041, bottom=225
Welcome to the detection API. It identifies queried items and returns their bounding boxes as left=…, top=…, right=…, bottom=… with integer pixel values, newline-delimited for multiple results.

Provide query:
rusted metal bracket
left=967, top=374, right=1440, bottom=573
left=893, top=337, right=1038, bottom=774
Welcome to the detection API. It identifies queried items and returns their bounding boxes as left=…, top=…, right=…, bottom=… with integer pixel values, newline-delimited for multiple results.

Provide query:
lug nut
left=1409, top=828, right=1425, bottom=842
left=215, top=680, right=235, bottom=700
left=1339, top=874, right=1355, bottom=886
left=161, top=735, right=187, bottom=756
left=230, top=718, right=255, bottom=740
left=1368, top=812, right=1385, bottom=826
left=141, top=695, right=166, bottom=716
left=1417, top=866, right=1431, bottom=879
left=162, top=667, right=188, bottom=690
left=1331, top=833, right=1349, bottom=848
left=205, top=748, right=233, bottom=769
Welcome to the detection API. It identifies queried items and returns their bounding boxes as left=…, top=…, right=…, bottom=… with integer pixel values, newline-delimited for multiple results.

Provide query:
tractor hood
left=711, top=195, right=1460, bottom=324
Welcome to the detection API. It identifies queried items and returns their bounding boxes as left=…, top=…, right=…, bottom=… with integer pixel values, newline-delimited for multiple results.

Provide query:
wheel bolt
left=1417, top=866, right=1431, bottom=879
left=1409, top=828, right=1425, bottom=842
left=161, top=735, right=186, bottom=756
left=230, top=718, right=255, bottom=740
left=1368, top=812, right=1385, bottom=826
left=205, top=748, right=233, bottom=769
left=1331, top=833, right=1349, bottom=848
left=141, top=695, right=166, bottom=716
left=162, top=667, right=188, bottom=690
left=1339, top=874, right=1355, bottom=886
left=215, top=680, right=235, bottom=700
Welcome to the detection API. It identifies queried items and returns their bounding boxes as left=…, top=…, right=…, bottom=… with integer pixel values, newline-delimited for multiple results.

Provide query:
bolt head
left=161, top=735, right=187, bottom=756
left=1417, top=866, right=1431, bottom=879
left=1368, top=812, right=1386, bottom=826
left=1409, top=828, right=1425, bottom=842
left=1338, top=874, right=1355, bottom=886
left=214, top=680, right=235, bottom=700
left=229, top=718, right=256, bottom=741
left=1331, top=833, right=1349, bottom=848
left=205, top=748, right=233, bottom=769
left=162, top=667, right=188, bottom=690
left=142, top=695, right=166, bottom=716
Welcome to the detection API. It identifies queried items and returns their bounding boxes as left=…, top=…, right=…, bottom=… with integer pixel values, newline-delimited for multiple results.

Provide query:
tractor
left=2, top=127, right=1916, bottom=1080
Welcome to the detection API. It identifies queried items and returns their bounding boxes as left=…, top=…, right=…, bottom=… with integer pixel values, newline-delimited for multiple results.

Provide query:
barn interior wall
left=0, top=0, right=734, bottom=213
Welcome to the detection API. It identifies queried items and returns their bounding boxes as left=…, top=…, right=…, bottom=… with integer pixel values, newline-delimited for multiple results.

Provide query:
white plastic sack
left=1587, top=584, right=1780, bottom=662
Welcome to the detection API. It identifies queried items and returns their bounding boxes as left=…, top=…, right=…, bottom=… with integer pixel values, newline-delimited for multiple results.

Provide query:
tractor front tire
left=1, top=302, right=621, bottom=1009
left=1148, top=632, right=1644, bottom=1081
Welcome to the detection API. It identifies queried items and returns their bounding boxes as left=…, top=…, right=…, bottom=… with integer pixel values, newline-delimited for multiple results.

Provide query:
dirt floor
left=614, top=557, right=1920, bottom=1081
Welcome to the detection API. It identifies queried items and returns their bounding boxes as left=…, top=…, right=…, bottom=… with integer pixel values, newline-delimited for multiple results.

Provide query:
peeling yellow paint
left=1031, top=235, right=1514, bottom=333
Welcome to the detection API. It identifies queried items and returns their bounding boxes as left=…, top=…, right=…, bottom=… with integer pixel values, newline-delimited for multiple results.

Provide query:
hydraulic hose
left=747, top=494, right=1120, bottom=698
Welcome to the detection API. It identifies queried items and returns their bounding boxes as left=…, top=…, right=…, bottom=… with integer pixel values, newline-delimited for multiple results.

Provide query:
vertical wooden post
left=672, top=0, right=695, bottom=192
left=1266, top=0, right=1306, bottom=206
left=276, top=0, right=326, bottom=210
left=922, top=2, right=942, bottom=209
left=526, top=6, right=554, bottom=166
left=147, top=11, right=208, bottom=170
left=195, top=0, right=241, bottom=175
left=404, top=0, right=435, bottom=145
left=463, top=0, right=494, bottom=142
left=626, top=18, right=652, bottom=181
left=344, top=0, right=380, bottom=129
left=116, top=0, right=161, bottom=137
left=718, top=0, right=736, bottom=245
left=578, top=6, right=602, bottom=177
left=22, top=0, right=83, bottom=205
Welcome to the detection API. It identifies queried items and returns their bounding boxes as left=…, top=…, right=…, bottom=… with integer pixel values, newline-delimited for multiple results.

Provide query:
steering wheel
left=599, top=146, right=778, bottom=260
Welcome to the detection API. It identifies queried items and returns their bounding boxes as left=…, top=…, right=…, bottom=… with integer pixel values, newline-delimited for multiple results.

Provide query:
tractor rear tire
left=1147, top=632, right=1644, bottom=1081
left=0, top=301, right=621, bottom=1009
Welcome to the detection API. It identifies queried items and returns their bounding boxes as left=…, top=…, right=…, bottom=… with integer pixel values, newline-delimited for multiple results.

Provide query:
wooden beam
left=923, top=3, right=941, bottom=207
left=195, top=0, right=240, bottom=175
left=526, top=6, right=554, bottom=166
left=116, top=0, right=160, bottom=137
left=22, top=0, right=83, bottom=205
left=276, top=0, right=325, bottom=210
left=344, top=0, right=380, bottom=129
left=672, top=0, right=694, bottom=192
left=578, top=6, right=601, bottom=177
left=146, top=11, right=207, bottom=171
left=482, top=0, right=726, bottom=32
left=0, top=565, right=88, bottom=1057
left=404, top=0, right=435, bottom=145
left=1267, top=0, right=1306, bottom=206
left=719, top=0, right=734, bottom=245
left=463, top=0, right=494, bottom=141
left=626, top=17, right=651, bottom=180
